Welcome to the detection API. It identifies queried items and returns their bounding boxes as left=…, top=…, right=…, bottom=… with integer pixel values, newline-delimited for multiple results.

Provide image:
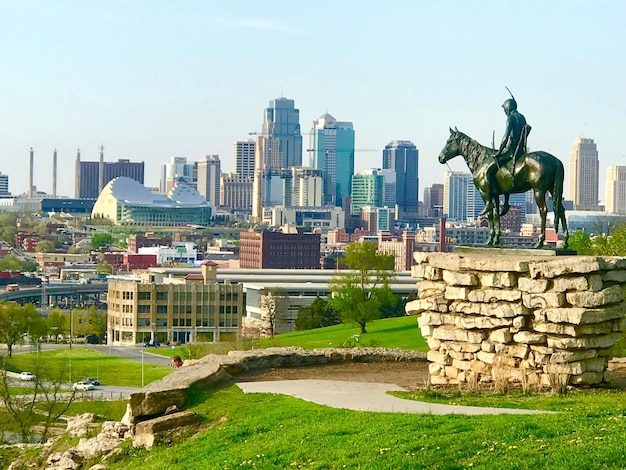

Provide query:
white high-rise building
left=161, top=157, right=195, bottom=193
left=197, top=155, right=221, bottom=208
left=605, top=166, right=626, bottom=215
left=443, top=171, right=472, bottom=221
left=569, top=138, right=600, bottom=211
left=234, top=140, right=256, bottom=178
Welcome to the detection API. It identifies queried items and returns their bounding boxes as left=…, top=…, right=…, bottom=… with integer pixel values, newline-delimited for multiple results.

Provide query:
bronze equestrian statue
left=438, top=108, right=569, bottom=248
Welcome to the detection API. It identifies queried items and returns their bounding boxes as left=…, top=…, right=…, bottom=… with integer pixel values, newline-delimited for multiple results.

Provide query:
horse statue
left=438, top=127, right=569, bottom=249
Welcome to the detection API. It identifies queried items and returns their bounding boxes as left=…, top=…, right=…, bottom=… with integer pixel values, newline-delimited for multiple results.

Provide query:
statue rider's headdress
left=503, top=86, right=517, bottom=112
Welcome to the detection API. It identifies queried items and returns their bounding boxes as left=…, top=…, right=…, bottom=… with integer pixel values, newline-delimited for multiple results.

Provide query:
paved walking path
left=237, top=380, right=552, bottom=415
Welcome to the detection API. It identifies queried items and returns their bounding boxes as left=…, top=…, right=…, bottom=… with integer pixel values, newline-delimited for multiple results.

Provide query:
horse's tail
left=553, top=160, right=565, bottom=233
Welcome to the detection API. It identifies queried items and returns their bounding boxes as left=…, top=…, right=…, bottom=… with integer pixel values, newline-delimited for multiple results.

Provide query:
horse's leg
left=485, top=198, right=496, bottom=245
left=493, top=197, right=502, bottom=245
left=534, top=190, right=547, bottom=248
left=500, top=194, right=510, bottom=217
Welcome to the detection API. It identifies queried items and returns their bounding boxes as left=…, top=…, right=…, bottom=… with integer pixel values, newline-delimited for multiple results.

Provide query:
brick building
left=239, top=226, right=321, bottom=269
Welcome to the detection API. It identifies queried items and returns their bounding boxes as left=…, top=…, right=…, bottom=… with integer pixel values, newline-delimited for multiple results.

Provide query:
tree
left=590, top=223, right=626, bottom=256
left=260, top=289, right=288, bottom=338
left=328, top=241, right=397, bottom=334
left=97, top=260, right=113, bottom=274
left=35, top=239, right=55, bottom=253
left=90, top=232, right=113, bottom=250
left=0, top=302, right=44, bottom=358
left=295, top=297, right=340, bottom=331
left=568, top=230, right=592, bottom=255
left=0, top=254, right=37, bottom=272
left=46, top=308, right=67, bottom=343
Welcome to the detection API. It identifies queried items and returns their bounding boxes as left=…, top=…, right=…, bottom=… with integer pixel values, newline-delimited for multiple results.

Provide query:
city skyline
left=1, top=2, right=624, bottom=202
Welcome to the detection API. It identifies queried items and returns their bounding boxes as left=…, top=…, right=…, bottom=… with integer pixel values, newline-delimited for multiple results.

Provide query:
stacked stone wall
left=406, top=252, right=626, bottom=386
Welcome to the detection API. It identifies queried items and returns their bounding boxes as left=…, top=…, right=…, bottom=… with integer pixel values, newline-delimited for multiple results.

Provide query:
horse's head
left=438, top=127, right=463, bottom=164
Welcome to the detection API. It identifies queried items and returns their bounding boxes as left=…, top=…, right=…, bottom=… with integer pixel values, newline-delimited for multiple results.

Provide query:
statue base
left=454, top=246, right=576, bottom=257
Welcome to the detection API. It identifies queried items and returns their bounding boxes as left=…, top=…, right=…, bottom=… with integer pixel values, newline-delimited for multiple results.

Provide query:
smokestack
left=52, top=148, right=57, bottom=198
left=98, top=144, right=104, bottom=193
left=74, top=149, right=81, bottom=198
left=438, top=217, right=447, bottom=253
left=28, top=147, right=34, bottom=198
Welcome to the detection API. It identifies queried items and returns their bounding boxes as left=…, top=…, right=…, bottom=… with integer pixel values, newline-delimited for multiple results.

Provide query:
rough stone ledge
left=124, top=347, right=427, bottom=425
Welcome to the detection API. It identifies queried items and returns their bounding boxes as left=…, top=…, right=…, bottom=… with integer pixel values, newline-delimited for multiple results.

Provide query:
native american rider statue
left=481, top=88, right=532, bottom=217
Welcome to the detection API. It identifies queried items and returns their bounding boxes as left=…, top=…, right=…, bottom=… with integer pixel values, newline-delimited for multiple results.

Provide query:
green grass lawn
left=102, top=383, right=626, bottom=470
left=3, top=349, right=171, bottom=387
left=151, top=315, right=428, bottom=360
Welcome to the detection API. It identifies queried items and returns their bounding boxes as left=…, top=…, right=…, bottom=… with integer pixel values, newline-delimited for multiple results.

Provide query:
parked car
left=19, top=371, right=35, bottom=381
left=144, top=339, right=160, bottom=348
left=83, top=377, right=100, bottom=386
left=72, top=380, right=95, bottom=391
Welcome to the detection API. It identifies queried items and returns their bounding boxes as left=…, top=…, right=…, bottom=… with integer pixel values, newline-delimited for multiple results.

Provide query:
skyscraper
left=443, top=171, right=472, bottom=221
left=605, top=166, right=626, bottom=215
left=382, top=140, right=419, bottom=217
left=161, top=157, right=196, bottom=193
left=197, top=155, right=221, bottom=207
left=309, top=113, right=355, bottom=206
left=234, top=140, right=256, bottom=178
left=253, top=97, right=303, bottom=219
left=0, top=172, right=9, bottom=196
left=423, top=183, right=444, bottom=218
left=350, top=169, right=384, bottom=215
left=569, top=138, right=600, bottom=211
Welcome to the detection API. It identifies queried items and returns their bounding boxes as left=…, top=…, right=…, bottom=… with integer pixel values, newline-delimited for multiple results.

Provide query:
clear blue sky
left=1, top=1, right=624, bottom=201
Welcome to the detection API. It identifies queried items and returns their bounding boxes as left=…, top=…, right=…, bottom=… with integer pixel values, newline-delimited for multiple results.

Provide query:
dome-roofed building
left=92, top=177, right=211, bottom=226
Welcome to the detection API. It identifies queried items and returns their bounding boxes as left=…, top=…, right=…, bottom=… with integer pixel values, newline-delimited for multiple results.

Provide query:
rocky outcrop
left=132, top=411, right=202, bottom=450
left=407, top=252, right=626, bottom=387
left=123, top=347, right=426, bottom=425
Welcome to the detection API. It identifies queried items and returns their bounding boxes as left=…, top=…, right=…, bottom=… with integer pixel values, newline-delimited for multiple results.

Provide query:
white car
left=19, top=372, right=35, bottom=381
left=72, top=381, right=95, bottom=391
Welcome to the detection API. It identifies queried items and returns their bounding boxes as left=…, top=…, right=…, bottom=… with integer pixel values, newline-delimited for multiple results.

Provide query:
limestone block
left=476, top=350, right=496, bottom=364
left=551, top=276, right=588, bottom=292
left=512, top=316, right=528, bottom=329
left=507, top=344, right=529, bottom=359
left=423, top=252, right=463, bottom=271
left=452, top=359, right=472, bottom=371
left=479, top=272, right=518, bottom=288
left=428, top=362, right=444, bottom=375
left=447, top=340, right=481, bottom=353
left=462, top=256, right=530, bottom=273
left=470, top=360, right=489, bottom=374
left=571, top=372, right=603, bottom=385
left=432, top=326, right=458, bottom=341
left=427, top=338, right=441, bottom=350
left=576, top=322, right=614, bottom=336
left=468, top=289, right=522, bottom=303
left=467, top=330, right=488, bottom=344
left=582, top=357, right=608, bottom=372
left=443, top=270, right=477, bottom=286
left=547, top=332, right=621, bottom=350
left=512, top=331, right=546, bottom=345
left=566, top=285, right=623, bottom=308
left=533, top=321, right=576, bottom=336
left=522, top=292, right=565, bottom=309
left=448, top=350, right=474, bottom=361
left=406, top=298, right=443, bottom=315
left=427, top=350, right=451, bottom=365
left=445, top=286, right=472, bottom=300
left=536, top=303, right=626, bottom=325
left=418, top=324, right=433, bottom=337
left=587, top=274, right=604, bottom=292
left=604, top=370, right=615, bottom=383
left=489, top=328, right=512, bottom=344
left=549, top=350, right=597, bottom=363
left=450, top=300, right=524, bottom=318
left=444, top=365, right=459, bottom=379
left=456, top=315, right=512, bottom=330
left=601, top=257, right=626, bottom=270
left=133, top=411, right=202, bottom=450
left=412, top=264, right=441, bottom=281
left=529, top=257, right=603, bottom=279
left=413, top=252, right=431, bottom=265
left=418, top=311, right=443, bottom=326
left=611, top=316, right=626, bottom=332
left=417, top=280, right=447, bottom=298
left=544, top=362, right=584, bottom=375
left=602, top=270, right=626, bottom=283
left=518, top=277, right=550, bottom=293
left=429, top=375, right=449, bottom=385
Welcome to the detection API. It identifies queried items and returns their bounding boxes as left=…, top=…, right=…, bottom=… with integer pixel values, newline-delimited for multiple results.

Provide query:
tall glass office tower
left=382, top=140, right=419, bottom=217
left=309, top=113, right=355, bottom=206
